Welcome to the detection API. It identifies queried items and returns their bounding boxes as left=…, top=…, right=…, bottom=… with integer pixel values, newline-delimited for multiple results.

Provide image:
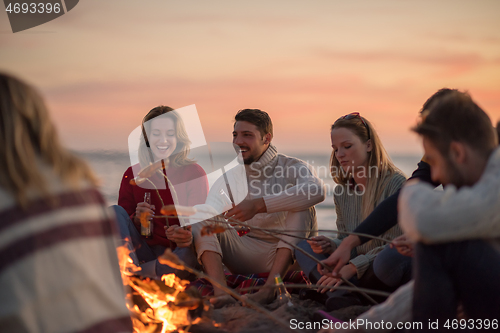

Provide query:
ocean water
left=75, top=150, right=422, bottom=231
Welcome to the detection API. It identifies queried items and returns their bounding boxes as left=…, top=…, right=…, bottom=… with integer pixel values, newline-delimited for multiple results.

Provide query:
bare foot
left=210, top=294, right=237, bottom=309
left=241, top=288, right=275, bottom=306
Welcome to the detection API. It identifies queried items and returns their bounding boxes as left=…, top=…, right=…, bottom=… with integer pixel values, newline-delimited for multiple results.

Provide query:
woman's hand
left=316, top=263, right=357, bottom=293
left=317, top=235, right=359, bottom=277
left=307, top=236, right=334, bottom=254
left=390, top=235, right=414, bottom=257
left=133, top=202, right=155, bottom=224
left=165, top=225, right=193, bottom=247
left=316, top=275, right=341, bottom=293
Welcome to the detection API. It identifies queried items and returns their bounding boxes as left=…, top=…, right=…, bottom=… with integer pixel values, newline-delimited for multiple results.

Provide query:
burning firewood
left=117, top=244, right=209, bottom=332
left=168, top=289, right=204, bottom=311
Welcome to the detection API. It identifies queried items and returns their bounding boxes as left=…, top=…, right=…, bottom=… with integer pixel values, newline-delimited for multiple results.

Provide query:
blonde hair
left=0, top=72, right=97, bottom=209
left=330, top=115, right=401, bottom=219
left=138, top=106, right=194, bottom=168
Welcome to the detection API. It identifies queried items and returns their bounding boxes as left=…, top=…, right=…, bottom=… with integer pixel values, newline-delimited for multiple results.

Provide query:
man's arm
left=226, top=161, right=325, bottom=222
left=399, top=175, right=500, bottom=243
left=354, top=160, right=439, bottom=244
left=400, top=149, right=500, bottom=243
left=262, top=162, right=326, bottom=213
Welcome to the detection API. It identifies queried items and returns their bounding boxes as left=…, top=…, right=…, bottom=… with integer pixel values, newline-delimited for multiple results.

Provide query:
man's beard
left=445, top=157, right=466, bottom=188
left=243, top=154, right=256, bottom=165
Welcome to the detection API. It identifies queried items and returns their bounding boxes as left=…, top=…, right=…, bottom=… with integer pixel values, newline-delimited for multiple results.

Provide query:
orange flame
left=117, top=244, right=198, bottom=332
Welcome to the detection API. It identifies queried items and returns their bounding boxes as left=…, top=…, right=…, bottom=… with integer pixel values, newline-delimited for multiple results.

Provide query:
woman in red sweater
left=113, top=106, right=208, bottom=279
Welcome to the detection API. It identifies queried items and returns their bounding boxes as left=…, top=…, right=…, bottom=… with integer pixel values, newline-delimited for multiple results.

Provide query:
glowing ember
left=117, top=244, right=203, bottom=332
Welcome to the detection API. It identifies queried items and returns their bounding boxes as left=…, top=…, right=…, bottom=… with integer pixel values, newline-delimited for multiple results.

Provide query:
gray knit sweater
left=331, top=170, right=407, bottom=278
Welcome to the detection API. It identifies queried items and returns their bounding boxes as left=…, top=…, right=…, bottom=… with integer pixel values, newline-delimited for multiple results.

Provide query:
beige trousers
left=192, top=208, right=317, bottom=275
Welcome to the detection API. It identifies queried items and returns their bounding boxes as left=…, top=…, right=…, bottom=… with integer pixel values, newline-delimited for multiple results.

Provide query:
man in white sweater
left=191, top=109, right=326, bottom=306
left=399, top=91, right=500, bottom=331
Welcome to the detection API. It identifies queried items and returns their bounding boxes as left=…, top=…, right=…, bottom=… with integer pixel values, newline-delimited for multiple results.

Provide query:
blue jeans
left=412, top=240, right=500, bottom=332
left=295, top=239, right=330, bottom=282
left=111, top=205, right=199, bottom=280
left=373, top=245, right=412, bottom=288
left=295, top=239, right=367, bottom=307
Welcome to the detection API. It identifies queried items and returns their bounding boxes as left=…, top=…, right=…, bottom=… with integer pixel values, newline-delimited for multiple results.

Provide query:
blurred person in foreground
left=0, top=72, right=132, bottom=333
left=401, top=91, right=500, bottom=331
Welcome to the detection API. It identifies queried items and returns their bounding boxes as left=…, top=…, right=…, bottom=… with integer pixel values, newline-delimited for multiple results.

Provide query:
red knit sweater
left=118, top=162, right=208, bottom=247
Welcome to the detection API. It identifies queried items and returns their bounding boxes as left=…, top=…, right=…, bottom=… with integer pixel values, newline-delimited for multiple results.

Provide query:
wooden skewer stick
left=145, top=178, right=169, bottom=227
left=203, top=215, right=394, bottom=245
left=156, top=207, right=386, bottom=305
left=259, top=228, right=379, bottom=305
left=237, top=283, right=391, bottom=297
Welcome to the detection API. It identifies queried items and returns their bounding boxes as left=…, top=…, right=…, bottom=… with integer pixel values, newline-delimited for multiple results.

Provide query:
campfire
left=117, top=245, right=210, bottom=333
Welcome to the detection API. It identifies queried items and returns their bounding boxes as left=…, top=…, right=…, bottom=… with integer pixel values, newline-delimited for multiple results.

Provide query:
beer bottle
left=141, top=192, right=154, bottom=238
left=274, top=274, right=293, bottom=307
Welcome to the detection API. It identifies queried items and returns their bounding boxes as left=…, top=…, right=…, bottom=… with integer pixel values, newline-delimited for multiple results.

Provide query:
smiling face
left=331, top=127, right=371, bottom=173
left=232, top=121, right=270, bottom=164
left=148, top=117, right=177, bottom=161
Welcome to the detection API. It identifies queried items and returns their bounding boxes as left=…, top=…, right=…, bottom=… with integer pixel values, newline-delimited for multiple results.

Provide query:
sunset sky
left=1, top=0, right=500, bottom=155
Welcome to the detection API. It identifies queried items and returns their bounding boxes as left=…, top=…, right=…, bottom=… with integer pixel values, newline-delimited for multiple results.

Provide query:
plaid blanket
left=187, top=270, right=308, bottom=297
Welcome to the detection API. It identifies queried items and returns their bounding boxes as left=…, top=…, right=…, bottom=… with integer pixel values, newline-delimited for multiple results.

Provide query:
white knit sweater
left=192, top=144, right=326, bottom=256
left=400, top=147, right=500, bottom=243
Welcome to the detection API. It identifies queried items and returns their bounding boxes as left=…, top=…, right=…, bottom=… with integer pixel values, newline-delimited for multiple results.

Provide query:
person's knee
left=295, top=239, right=312, bottom=256
left=294, top=240, right=318, bottom=271
left=156, top=247, right=200, bottom=280
left=173, top=246, right=199, bottom=268
left=373, top=246, right=410, bottom=287
left=373, top=246, right=394, bottom=271
left=109, top=205, right=136, bottom=240
left=110, top=205, right=129, bottom=222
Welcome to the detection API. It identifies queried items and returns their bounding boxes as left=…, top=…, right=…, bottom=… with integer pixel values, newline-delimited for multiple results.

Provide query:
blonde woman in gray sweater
left=295, top=112, right=406, bottom=309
